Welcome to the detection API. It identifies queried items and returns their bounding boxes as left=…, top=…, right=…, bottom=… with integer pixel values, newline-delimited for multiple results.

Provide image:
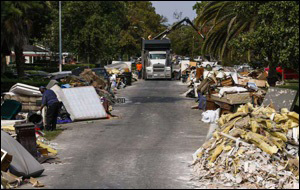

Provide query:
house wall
left=6, top=53, right=51, bottom=65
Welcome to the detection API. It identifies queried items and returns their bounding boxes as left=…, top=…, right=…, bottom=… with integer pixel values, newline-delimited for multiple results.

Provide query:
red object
left=264, top=66, right=299, bottom=79
left=136, top=63, right=143, bottom=71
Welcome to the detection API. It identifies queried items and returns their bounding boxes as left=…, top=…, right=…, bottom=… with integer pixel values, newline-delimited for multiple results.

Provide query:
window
left=149, top=54, right=166, bottom=59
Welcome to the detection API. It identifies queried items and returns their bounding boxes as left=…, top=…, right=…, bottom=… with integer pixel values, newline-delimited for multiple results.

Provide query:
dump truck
left=141, top=39, right=172, bottom=79
left=141, top=17, right=204, bottom=80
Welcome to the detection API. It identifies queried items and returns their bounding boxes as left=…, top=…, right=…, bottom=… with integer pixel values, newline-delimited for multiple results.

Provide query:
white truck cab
left=142, top=39, right=172, bottom=79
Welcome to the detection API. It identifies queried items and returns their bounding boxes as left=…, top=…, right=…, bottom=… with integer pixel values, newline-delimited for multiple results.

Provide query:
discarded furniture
left=15, top=122, right=38, bottom=158
left=51, top=85, right=107, bottom=121
left=1, top=100, right=22, bottom=120
left=9, top=83, right=42, bottom=97
left=1, top=149, right=13, bottom=172
left=1, top=131, right=44, bottom=178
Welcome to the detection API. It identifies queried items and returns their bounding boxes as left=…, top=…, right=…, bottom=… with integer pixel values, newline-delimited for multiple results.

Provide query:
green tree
left=194, top=1, right=261, bottom=60
left=229, top=1, right=299, bottom=83
left=61, top=1, right=128, bottom=65
left=117, top=1, right=168, bottom=59
left=42, top=1, right=167, bottom=66
left=1, top=1, right=51, bottom=77
left=168, top=25, right=203, bottom=57
left=194, top=1, right=299, bottom=85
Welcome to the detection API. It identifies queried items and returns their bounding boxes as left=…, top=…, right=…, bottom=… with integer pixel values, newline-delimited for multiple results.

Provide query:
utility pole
left=87, top=35, right=90, bottom=68
left=192, top=35, right=195, bottom=59
left=59, top=1, right=62, bottom=72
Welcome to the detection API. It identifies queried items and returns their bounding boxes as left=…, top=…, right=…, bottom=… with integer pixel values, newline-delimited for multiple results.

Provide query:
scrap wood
left=1, top=125, right=15, bottom=133
left=37, top=148, right=48, bottom=156
left=80, top=69, right=107, bottom=89
left=193, top=103, right=299, bottom=188
left=218, top=132, right=250, bottom=146
left=257, top=71, right=268, bottom=80
left=1, top=175, right=9, bottom=189
left=1, top=149, right=13, bottom=172
left=29, top=177, right=44, bottom=187
left=1, top=171, right=22, bottom=188
left=287, top=157, right=299, bottom=176
left=36, top=141, right=57, bottom=155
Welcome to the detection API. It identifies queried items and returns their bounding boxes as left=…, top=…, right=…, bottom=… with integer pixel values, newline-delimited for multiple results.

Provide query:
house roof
left=23, top=45, right=49, bottom=52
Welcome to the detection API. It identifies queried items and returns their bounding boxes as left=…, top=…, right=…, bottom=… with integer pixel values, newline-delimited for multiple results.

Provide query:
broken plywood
left=263, top=87, right=298, bottom=112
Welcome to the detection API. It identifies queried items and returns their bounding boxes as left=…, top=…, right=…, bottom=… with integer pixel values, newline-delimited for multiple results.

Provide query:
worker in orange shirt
left=136, top=59, right=143, bottom=79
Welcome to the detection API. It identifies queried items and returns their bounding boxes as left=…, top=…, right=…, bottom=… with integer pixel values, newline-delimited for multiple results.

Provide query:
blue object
left=57, top=118, right=72, bottom=124
left=41, top=89, right=59, bottom=106
left=247, top=82, right=258, bottom=91
left=61, top=84, right=71, bottom=88
left=198, top=92, right=207, bottom=111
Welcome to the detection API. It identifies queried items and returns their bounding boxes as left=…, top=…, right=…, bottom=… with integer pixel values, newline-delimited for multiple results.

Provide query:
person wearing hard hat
left=136, top=59, right=143, bottom=79
left=39, top=86, right=60, bottom=131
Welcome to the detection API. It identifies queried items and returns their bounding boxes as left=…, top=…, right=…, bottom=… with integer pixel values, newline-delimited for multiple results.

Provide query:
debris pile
left=182, top=63, right=270, bottom=114
left=2, top=83, right=42, bottom=113
left=80, top=69, right=108, bottom=89
left=1, top=130, right=47, bottom=189
left=192, top=103, right=299, bottom=189
left=105, top=61, right=133, bottom=92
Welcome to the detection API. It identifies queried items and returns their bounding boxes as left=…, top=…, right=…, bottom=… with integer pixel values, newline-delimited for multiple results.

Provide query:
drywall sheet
left=180, top=60, right=190, bottom=72
left=52, top=86, right=107, bottom=121
left=263, top=87, right=298, bottom=111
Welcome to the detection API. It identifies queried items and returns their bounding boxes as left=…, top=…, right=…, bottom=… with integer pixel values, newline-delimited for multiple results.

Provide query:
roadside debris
left=1, top=61, right=138, bottom=188
left=51, top=85, right=108, bottom=121
left=192, top=103, right=299, bottom=189
left=262, top=87, right=298, bottom=112
left=178, top=61, right=298, bottom=117
left=1, top=130, right=45, bottom=178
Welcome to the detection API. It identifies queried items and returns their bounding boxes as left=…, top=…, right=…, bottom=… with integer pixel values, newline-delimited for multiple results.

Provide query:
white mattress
left=51, top=85, right=107, bottom=121
left=9, top=83, right=42, bottom=97
left=3, top=92, right=42, bottom=103
left=1, top=120, right=26, bottom=127
left=50, top=85, right=64, bottom=102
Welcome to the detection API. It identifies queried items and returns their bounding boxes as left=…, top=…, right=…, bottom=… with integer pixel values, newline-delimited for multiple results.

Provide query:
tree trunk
left=267, top=58, right=278, bottom=87
left=15, top=45, right=25, bottom=78
left=1, top=54, right=7, bottom=74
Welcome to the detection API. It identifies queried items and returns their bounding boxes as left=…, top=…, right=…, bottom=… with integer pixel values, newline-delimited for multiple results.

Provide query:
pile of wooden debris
left=192, top=103, right=299, bottom=189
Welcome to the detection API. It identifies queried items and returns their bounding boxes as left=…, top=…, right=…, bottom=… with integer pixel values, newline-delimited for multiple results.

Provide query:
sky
left=151, top=1, right=199, bottom=25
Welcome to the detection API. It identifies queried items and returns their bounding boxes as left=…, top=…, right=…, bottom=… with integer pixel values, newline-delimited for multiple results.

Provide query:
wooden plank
left=1, top=149, right=13, bottom=172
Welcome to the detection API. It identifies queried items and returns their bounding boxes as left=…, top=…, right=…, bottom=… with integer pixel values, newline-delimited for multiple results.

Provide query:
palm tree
left=195, top=1, right=260, bottom=61
left=1, top=1, right=42, bottom=77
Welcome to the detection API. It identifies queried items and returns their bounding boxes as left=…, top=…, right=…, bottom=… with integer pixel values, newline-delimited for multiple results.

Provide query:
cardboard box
left=238, top=78, right=267, bottom=88
left=190, top=62, right=197, bottom=67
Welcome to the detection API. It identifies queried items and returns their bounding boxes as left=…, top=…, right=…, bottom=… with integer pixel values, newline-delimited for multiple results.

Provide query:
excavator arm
left=153, top=17, right=205, bottom=40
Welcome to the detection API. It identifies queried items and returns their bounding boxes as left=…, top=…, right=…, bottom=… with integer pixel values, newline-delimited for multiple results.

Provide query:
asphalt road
left=36, top=80, right=209, bottom=189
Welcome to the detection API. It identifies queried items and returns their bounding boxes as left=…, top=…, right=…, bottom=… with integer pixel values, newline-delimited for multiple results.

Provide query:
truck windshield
left=150, top=54, right=166, bottom=59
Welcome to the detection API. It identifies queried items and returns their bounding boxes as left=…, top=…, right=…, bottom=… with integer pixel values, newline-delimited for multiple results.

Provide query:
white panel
left=9, top=83, right=42, bottom=97
left=50, top=85, right=64, bottom=102
left=53, top=86, right=107, bottom=121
